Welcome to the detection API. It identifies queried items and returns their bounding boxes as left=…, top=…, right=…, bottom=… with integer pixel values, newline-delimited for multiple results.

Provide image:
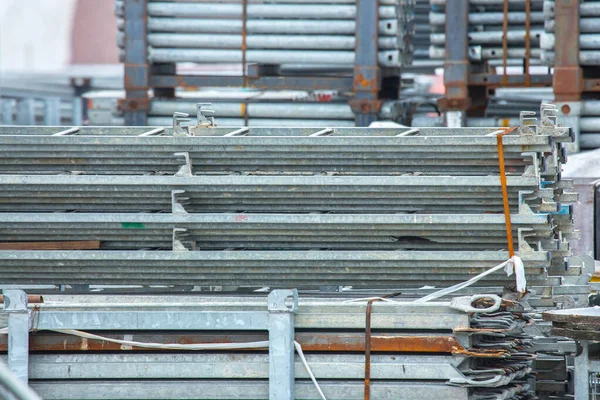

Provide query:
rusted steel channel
left=0, top=332, right=490, bottom=356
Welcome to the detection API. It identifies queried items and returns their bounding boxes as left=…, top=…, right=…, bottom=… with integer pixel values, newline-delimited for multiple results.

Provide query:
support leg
left=2, top=289, right=29, bottom=384
left=268, top=289, right=298, bottom=400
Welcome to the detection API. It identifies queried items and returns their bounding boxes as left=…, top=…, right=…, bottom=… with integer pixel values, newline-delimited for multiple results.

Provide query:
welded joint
left=268, top=289, right=298, bottom=314
left=449, top=295, right=502, bottom=314
left=174, top=152, right=193, bottom=177
left=2, top=290, right=27, bottom=313
left=171, top=190, right=189, bottom=214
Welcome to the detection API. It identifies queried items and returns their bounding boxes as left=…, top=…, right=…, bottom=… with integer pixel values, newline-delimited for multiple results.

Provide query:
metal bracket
left=174, top=152, right=193, bottom=177
left=518, top=191, right=535, bottom=215
left=172, top=228, right=191, bottom=251
left=519, top=111, right=537, bottom=135
left=171, top=190, right=189, bottom=214
left=517, top=228, right=536, bottom=252
left=172, top=112, right=192, bottom=137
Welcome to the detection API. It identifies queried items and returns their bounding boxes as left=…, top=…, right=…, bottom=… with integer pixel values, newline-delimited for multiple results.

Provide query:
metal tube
left=430, top=30, right=542, bottom=45
left=147, top=117, right=357, bottom=127
left=432, top=0, right=543, bottom=4
left=149, top=100, right=356, bottom=119
left=146, top=3, right=400, bottom=19
left=540, top=50, right=600, bottom=66
left=580, top=133, right=600, bottom=148
left=127, top=33, right=407, bottom=50
left=578, top=117, right=600, bottom=132
left=429, top=46, right=541, bottom=60
left=121, top=17, right=401, bottom=36
left=429, top=11, right=545, bottom=25
left=540, top=32, right=600, bottom=50
left=146, top=48, right=403, bottom=67
left=545, top=18, right=600, bottom=33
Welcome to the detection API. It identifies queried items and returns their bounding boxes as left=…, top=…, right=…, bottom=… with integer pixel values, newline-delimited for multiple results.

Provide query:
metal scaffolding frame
left=118, top=0, right=414, bottom=126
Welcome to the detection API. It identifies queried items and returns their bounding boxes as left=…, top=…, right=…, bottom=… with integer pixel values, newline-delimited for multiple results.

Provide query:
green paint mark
left=121, top=222, right=146, bottom=229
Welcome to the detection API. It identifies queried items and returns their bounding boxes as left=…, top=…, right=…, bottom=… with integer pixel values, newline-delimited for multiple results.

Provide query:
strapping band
left=496, top=127, right=518, bottom=258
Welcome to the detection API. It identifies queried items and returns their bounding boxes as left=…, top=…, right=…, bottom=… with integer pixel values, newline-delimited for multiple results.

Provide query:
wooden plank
left=0, top=241, right=101, bottom=250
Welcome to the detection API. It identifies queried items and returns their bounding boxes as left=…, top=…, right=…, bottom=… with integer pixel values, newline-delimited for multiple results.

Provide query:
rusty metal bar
left=553, top=0, right=582, bottom=101
left=122, top=0, right=149, bottom=125
left=0, top=295, right=42, bottom=305
left=439, top=0, right=469, bottom=113
left=0, top=332, right=473, bottom=355
left=351, top=0, right=381, bottom=126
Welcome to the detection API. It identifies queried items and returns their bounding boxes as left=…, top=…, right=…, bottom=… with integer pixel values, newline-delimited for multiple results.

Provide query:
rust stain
left=0, top=295, right=43, bottom=304
left=0, top=332, right=509, bottom=358
left=354, top=72, right=375, bottom=90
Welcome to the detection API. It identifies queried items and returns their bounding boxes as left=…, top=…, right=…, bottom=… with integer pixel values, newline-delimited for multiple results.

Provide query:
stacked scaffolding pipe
left=429, top=0, right=544, bottom=65
left=0, top=294, right=536, bottom=400
left=541, top=0, right=600, bottom=66
left=0, top=107, right=587, bottom=400
left=540, top=0, right=600, bottom=149
left=115, top=0, right=415, bottom=67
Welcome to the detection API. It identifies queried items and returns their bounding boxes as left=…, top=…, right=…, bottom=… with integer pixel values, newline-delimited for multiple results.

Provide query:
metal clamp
left=450, top=295, right=502, bottom=314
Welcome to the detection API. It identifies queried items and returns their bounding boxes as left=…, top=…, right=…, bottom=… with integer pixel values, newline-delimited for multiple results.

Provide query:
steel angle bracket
left=517, top=228, right=537, bottom=252
left=174, top=152, right=193, bottom=177
left=519, top=111, right=538, bottom=136
left=562, top=255, right=595, bottom=286
left=187, top=103, right=216, bottom=135
left=518, top=191, right=536, bottom=214
left=173, top=112, right=192, bottom=137
left=172, top=228, right=192, bottom=251
left=171, top=190, right=189, bottom=214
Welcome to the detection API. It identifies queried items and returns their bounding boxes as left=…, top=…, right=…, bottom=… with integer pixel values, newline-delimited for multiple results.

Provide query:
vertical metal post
left=554, top=0, right=581, bottom=152
left=16, top=98, right=36, bottom=125
left=351, top=0, right=381, bottom=126
left=122, top=0, right=149, bottom=125
left=574, top=340, right=590, bottom=399
left=44, top=97, right=61, bottom=125
left=439, top=0, right=469, bottom=126
left=71, top=78, right=91, bottom=126
left=268, top=289, right=298, bottom=400
left=1, top=99, right=14, bottom=125
left=2, top=289, right=29, bottom=384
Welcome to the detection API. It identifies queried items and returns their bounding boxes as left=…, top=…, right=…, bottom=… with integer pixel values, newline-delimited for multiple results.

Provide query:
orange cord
left=496, top=127, right=518, bottom=257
